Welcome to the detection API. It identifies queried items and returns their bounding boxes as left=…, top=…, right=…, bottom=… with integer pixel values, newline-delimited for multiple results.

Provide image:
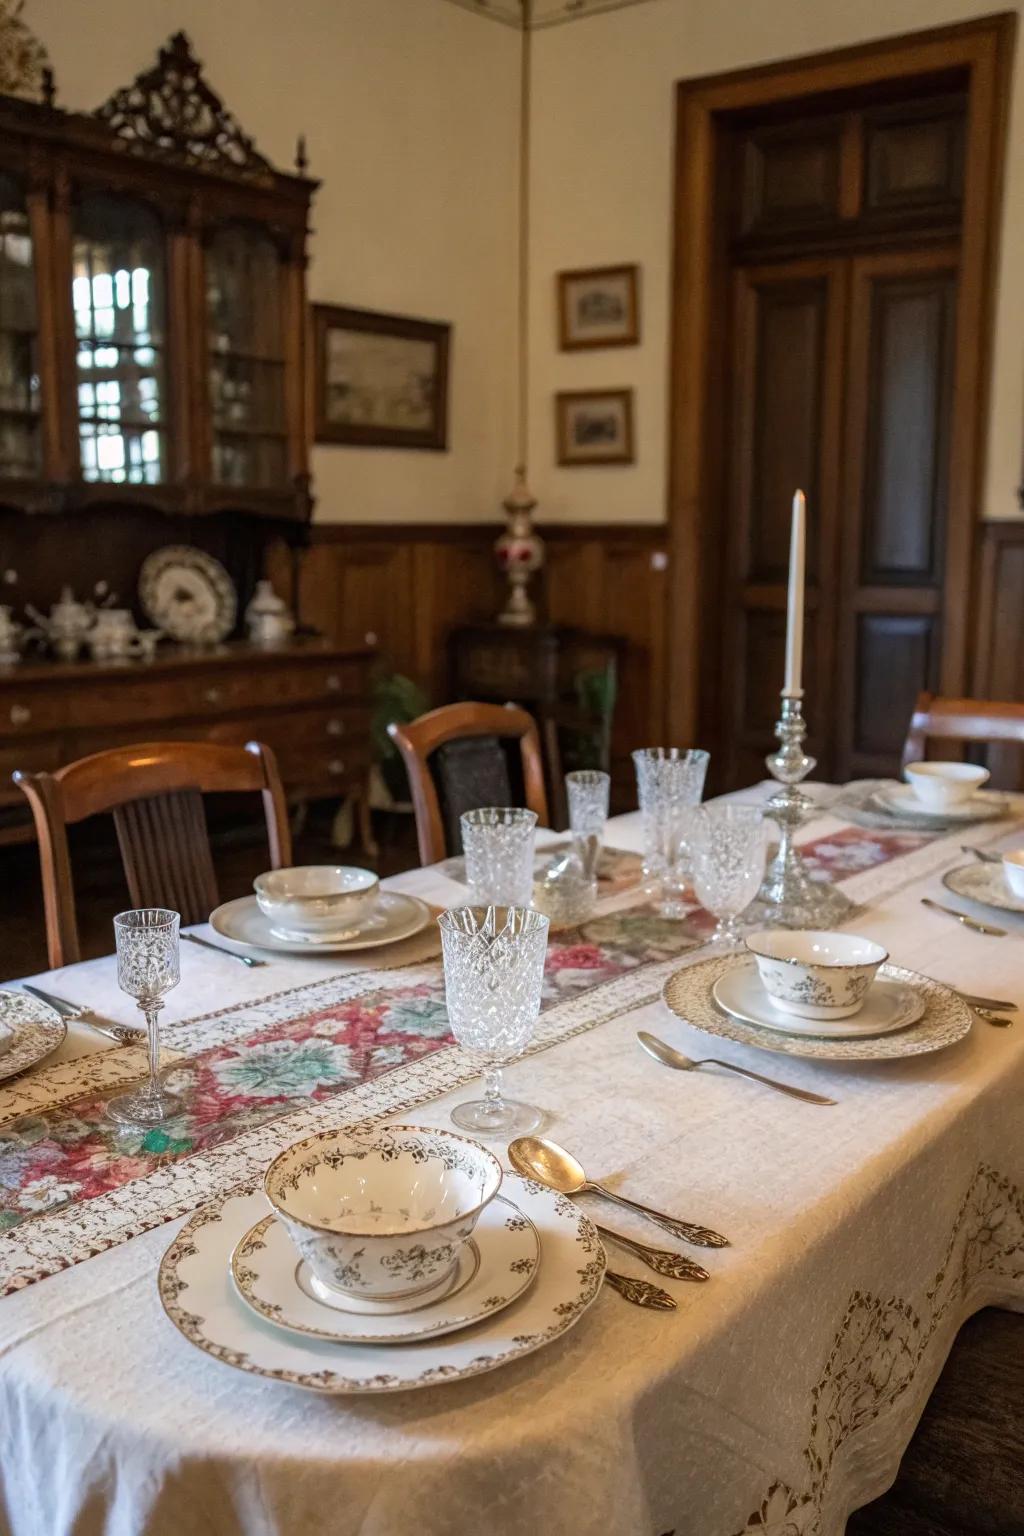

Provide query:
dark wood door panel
left=734, top=116, right=843, bottom=239
left=850, top=612, right=938, bottom=773
left=863, top=96, right=965, bottom=218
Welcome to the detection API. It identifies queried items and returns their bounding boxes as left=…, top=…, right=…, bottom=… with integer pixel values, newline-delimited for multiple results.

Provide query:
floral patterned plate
left=230, top=1193, right=540, bottom=1345
left=663, top=953, right=972, bottom=1061
left=713, top=960, right=925, bottom=1039
left=209, top=892, right=432, bottom=955
left=943, top=862, right=1024, bottom=916
left=0, top=990, right=66, bottom=1084
left=159, top=1173, right=604, bottom=1393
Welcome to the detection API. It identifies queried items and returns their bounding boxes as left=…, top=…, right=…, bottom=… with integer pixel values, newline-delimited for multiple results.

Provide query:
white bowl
left=253, top=865, right=379, bottom=938
left=745, top=929, right=889, bottom=1020
left=1002, top=849, right=1024, bottom=900
left=904, top=761, right=989, bottom=810
left=264, top=1126, right=502, bottom=1302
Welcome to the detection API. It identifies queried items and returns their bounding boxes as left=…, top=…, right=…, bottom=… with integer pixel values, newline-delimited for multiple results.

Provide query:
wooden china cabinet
left=0, top=33, right=375, bottom=844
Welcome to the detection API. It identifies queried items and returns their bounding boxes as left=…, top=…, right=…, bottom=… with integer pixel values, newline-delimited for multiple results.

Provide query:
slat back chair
left=387, top=701, right=549, bottom=865
left=14, top=740, right=291, bottom=968
left=901, top=693, right=1024, bottom=783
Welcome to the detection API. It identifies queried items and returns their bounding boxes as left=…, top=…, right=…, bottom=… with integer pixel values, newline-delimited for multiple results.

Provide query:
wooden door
left=721, top=258, right=847, bottom=787
left=836, top=248, right=959, bottom=778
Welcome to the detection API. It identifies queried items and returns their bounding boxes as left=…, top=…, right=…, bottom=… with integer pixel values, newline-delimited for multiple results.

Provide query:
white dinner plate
left=871, top=785, right=1009, bottom=824
left=662, top=953, right=972, bottom=1061
left=159, top=1175, right=604, bottom=1394
left=712, top=959, right=925, bottom=1039
left=942, top=862, right=1024, bottom=916
left=209, top=892, right=432, bottom=955
left=0, top=990, right=66, bottom=1083
left=230, top=1193, right=540, bottom=1345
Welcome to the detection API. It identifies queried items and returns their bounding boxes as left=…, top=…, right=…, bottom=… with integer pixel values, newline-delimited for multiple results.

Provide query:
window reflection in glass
left=72, top=195, right=167, bottom=484
left=0, top=173, right=40, bottom=478
left=206, top=224, right=286, bottom=488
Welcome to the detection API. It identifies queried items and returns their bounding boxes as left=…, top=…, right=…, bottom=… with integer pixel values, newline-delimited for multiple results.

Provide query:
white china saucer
left=159, top=1174, right=604, bottom=1395
left=662, top=954, right=972, bottom=1061
left=872, top=785, right=1008, bottom=824
left=712, top=959, right=925, bottom=1039
left=942, top=862, right=1024, bottom=916
left=210, top=891, right=432, bottom=956
left=0, top=991, right=66, bottom=1083
left=230, top=1194, right=541, bottom=1345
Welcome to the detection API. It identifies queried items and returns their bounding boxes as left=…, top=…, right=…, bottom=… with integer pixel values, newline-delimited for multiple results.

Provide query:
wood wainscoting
left=974, top=520, right=1024, bottom=787
left=268, top=523, right=670, bottom=794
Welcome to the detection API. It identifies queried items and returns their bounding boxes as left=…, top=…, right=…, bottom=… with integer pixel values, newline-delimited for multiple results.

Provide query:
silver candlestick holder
left=749, top=692, right=853, bottom=930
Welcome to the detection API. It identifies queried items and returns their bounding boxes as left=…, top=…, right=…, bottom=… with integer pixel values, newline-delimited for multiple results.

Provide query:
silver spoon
left=508, top=1135, right=728, bottom=1249
left=638, top=1031, right=837, bottom=1107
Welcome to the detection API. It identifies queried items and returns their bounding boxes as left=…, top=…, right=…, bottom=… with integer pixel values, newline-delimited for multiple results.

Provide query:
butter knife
left=920, top=897, right=1006, bottom=936
left=181, top=933, right=266, bottom=967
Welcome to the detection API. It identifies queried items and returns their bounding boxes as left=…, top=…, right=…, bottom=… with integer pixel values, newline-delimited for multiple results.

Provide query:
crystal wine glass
left=461, top=807, right=537, bottom=906
left=632, top=747, right=709, bottom=918
left=107, top=908, right=183, bottom=1127
left=689, top=804, right=766, bottom=945
left=438, top=904, right=550, bottom=1136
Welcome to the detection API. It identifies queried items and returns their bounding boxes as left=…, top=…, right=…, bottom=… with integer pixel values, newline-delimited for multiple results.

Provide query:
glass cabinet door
left=0, top=173, right=40, bottom=479
left=72, top=194, right=168, bottom=485
left=205, top=224, right=288, bottom=489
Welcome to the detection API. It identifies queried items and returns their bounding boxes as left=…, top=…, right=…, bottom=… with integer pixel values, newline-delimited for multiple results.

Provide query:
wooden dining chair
left=387, top=701, right=549, bottom=865
left=14, top=740, right=292, bottom=969
left=901, top=692, right=1024, bottom=775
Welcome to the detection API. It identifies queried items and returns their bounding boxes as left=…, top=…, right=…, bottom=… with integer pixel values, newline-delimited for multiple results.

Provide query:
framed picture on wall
left=557, top=264, right=639, bottom=350
left=555, top=388, right=635, bottom=466
left=312, top=304, right=450, bottom=449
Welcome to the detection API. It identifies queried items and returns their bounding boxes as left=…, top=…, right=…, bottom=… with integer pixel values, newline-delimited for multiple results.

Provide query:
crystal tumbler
left=438, top=904, right=550, bottom=1136
left=632, top=747, right=710, bottom=919
left=461, top=806, right=537, bottom=906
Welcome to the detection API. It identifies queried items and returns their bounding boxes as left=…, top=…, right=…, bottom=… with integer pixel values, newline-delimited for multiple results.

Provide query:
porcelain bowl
left=264, top=1126, right=503, bottom=1301
left=904, top=761, right=989, bottom=810
left=1002, top=849, right=1024, bottom=900
left=745, top=929, right=889, bottom=1020
left=253, top=865, right=380, bottom=938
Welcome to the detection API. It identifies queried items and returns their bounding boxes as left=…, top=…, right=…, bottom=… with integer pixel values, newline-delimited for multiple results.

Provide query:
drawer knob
left=328, top=758, right=346, bottom=776
left=9, top=704, right=30, bottom=726
left=325, top=674, right=341, bottom=693
left=204, top=687, right=222, bottom=705
left=326, top=718, right=345, bottom=737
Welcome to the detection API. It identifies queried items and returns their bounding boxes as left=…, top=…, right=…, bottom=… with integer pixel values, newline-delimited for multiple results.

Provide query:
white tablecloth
left=1, top=800, right=1022, bottom=1536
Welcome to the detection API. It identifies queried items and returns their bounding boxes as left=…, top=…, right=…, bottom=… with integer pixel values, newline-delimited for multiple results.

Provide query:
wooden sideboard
left=0, top=640, right=375, bottom=845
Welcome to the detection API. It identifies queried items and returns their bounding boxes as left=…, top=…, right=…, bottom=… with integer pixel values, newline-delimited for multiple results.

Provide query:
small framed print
left=555, top=388, right=634, bottom=467
left=313, top=304, right=450, bottom=450
left=557, top=264, right=639, bottom=350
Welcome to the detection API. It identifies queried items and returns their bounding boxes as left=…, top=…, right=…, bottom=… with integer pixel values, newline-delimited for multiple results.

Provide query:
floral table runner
left=0, top=818, right=1000, bottom=1296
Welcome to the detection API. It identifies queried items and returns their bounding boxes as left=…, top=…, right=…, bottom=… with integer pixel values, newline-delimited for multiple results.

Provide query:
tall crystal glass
left=632, top=747, right=709, bottom=918
left=566, top=769, right=609, bottom=864
left=107, top=908, right=183, bottom=1127
left=461, top=807, right=537, bottom=906
left=690, top=804, right=766, bottom=945
left=439, top=905, right=550, bottom=1136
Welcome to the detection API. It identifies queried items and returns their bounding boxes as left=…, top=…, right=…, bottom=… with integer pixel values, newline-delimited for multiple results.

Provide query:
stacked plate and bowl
left=209, top=865, right=432, bottom=957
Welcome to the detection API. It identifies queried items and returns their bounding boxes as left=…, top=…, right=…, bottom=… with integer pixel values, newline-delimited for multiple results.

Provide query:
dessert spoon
left=508, top=1135, right=728, bottom=1248
left=638, top=1030, right=836, bottom=1106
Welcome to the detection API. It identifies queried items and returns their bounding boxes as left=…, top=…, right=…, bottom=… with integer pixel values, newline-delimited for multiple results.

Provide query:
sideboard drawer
left=0, top=689, right=70, bottom=737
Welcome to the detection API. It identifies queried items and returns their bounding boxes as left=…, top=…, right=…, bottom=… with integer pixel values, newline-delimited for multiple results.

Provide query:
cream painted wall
left=34, top=0, right=521, bottom=524
left=527, top=0, right=1024, bottom=524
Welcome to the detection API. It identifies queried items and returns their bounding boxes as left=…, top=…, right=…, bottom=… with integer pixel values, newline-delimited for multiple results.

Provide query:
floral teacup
left=264, top=1125, right=502, bottom=1302
left=745, top=929, right=888, bottom=1021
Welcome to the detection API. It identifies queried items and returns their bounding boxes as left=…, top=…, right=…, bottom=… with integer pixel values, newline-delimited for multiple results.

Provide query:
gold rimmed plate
left=0, top=990, right=66, bottom=1083
left=209, top=891, right=432, bottom=956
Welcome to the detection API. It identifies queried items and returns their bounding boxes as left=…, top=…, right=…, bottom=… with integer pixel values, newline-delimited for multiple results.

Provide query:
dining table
left=0, top=784, right=1022, bottom=1536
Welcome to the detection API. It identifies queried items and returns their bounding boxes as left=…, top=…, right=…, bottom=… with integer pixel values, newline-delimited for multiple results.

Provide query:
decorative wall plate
left=943, top=862, right=1024, bottom=916
left=159, top=1173, right=604, bottom=1394
left=230, top=1193, right=540, bottom=1345
left=662, top=954, right=972, bottom=1061
left=0, top=991, right=66, bottom=1083
left=139, top=546, right=237, bottom=644
left=712, top=959, right=925, bottom=1040
left=209, top=892, right=432, bottom=955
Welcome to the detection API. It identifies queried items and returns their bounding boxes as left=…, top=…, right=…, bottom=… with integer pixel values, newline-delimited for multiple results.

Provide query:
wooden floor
left=0, top=803, right=420, bottom=981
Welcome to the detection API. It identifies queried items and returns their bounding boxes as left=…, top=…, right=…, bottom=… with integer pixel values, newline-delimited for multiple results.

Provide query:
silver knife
left=181, top=933, right=267, bottom=967
left=920, top=897, right=1007, bottom=937
left=21, top=984, right=144, bottom=1044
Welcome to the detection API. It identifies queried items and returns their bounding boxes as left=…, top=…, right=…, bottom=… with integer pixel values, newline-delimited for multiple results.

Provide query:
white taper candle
left=783, top=489, right=806, bottom=698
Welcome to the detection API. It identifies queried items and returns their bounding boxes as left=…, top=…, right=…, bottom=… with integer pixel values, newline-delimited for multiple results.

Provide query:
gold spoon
left=508, top=1135, right=728, bottom=1248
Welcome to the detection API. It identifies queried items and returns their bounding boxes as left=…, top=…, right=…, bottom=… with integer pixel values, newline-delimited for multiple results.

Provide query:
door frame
left=666, top=12, right=1016, bottom=750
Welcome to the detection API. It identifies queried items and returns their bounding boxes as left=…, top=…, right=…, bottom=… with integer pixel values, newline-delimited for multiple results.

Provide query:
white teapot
left=88, top=608, right=145, bottom=662
left=27, top=586, right=94, bottom=661
left=245, top=580, right=294, bottom=648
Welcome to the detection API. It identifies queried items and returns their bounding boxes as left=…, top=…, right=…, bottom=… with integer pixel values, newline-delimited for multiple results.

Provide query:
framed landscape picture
left=557, top=264, right=639, bottom=350
left=555, top=388, right=634, bottom=467
left=313, top=304, right=450, bottom=449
